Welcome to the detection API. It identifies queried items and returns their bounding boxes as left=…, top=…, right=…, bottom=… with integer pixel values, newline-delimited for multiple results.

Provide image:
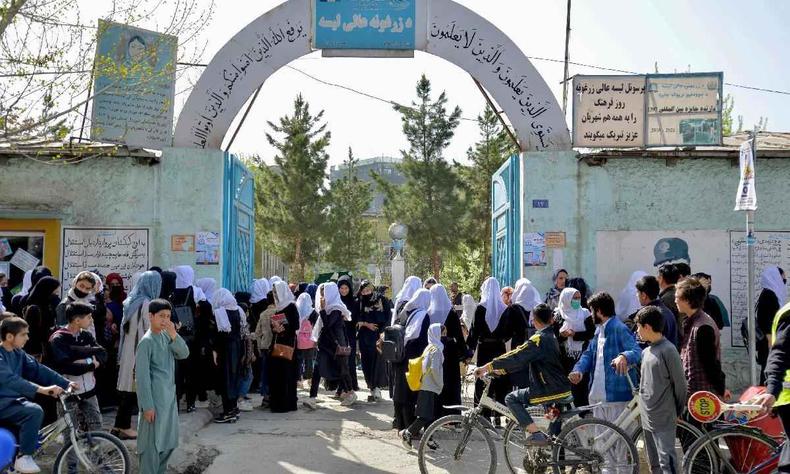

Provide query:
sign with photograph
left=523, top=232, right=547, bottom=267
left=196, top=231, right=220, bottom=265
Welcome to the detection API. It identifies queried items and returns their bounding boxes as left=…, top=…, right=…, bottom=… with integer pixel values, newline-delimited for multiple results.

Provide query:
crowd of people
left=0, top=259, right=788, bottom=473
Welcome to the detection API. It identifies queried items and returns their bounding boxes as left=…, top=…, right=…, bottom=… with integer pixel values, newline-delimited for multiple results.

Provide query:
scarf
left=512, top=278, right=542, bottom=312
left=461, top=294, right=476, bottom=328
left=428, top=284, right=453, bottom=326
left=273, top=280, right=295, bottom=312
left=196, top=277, right=218, bottom=302
left=557, top=287, right=590, bottom=357
left=296, top=293, right=313, bottom=324
left=479, top=277, right=506, bottom=333
left=249, top=278, right=271, bottom=304
left=403, top=289, right=431, bottom=343
left=18, top=269, right=33, bottom=297
left=212, top=288, right=240, bottom=333
left=615, top=270, right=648, bottom=321
left=761, top=266, right=788, bottom=306
left=424, top=322, right=445, bottom=373
left=393, top=275, right=422, bottom=324
left=105, top=273, right=127, bottom=301
left=173, top=265, right=206, bottom=302
left=311, top=283, right=326, bottom=342
left=120, top=271, right=161, bottom=351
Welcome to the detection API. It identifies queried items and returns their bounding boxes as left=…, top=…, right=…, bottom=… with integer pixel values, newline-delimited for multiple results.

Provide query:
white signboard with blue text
left=313, top=0, right=417, bottom=49
left=90, top=20, right=177, bottom=149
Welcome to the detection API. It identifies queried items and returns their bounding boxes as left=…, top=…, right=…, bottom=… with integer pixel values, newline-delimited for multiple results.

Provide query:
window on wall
left=0, top=231, right=44, bottom=294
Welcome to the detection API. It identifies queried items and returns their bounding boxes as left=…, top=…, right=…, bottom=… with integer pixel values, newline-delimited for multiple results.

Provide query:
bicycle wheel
left=417, top=414, right=496, bottom=474
left=683, top=426, right=779, bottom=474
left=503, top=421, right=554, bottom=474
left=632, top=419, right=703, bottom=468
left=552, top=418, right=639, bottom=474
left=53, top=431, right=131, bottom=473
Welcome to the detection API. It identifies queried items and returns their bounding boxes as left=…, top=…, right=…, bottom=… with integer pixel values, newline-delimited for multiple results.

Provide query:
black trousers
left=359, top=344, right=379, bottom=390
left=113, top=391, right=138, bottom=430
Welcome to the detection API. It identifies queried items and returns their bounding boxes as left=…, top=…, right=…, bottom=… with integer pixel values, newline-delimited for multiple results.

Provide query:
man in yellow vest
left=754, top=301, right=790, bottom=472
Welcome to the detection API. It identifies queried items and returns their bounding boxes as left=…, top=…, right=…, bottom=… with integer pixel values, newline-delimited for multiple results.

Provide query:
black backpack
left=382, top=323, right=406, bottom=362
left=172, top=287, right=196, bottom=339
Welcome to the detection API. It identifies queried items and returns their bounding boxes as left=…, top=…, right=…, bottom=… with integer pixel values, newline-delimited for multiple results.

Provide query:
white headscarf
left=212, top=288, right=240, bottom=333
left=173, top=265, right=207, bottom=302
left=424, top=322, right=445, bottom=372
left=321, top=282, right=350, bottom=319
left=19, top=269, right=33, bottom=297
left=461, top=294, right=476, bottom=328
left=311, top=283, right=326, bottom=342
left=196, top=278, right=217, bottom=302
left=273, top=280, right=295, bottom=312
left=395, top=276, right=422, bottom=307
left=615, top=270, right=648, bottom=321
left=404, top=288, right=431, bottom=343
left=428, top=284, right=453, bottom=326
left=270, top=275, right=283, bottom=285
left=511, top=278, right=542, bottom=312
left=296, top=293, right=313, bottom=324
left=249, top=278, right=271, bottom=304
left=761, top=266, right=788, bottom=306
left=557, top=287, right=590, bottom=357
left=480, top=277, right=506, bottom=333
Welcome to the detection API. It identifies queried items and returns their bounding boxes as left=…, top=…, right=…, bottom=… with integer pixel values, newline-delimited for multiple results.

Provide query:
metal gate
left=491, top=154, right=521, bottom=287
left=223, top=153, right=255, bottom=293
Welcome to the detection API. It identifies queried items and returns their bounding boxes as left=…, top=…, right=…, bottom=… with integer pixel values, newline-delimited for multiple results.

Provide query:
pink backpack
left=296, top=319, right=315, bottom=350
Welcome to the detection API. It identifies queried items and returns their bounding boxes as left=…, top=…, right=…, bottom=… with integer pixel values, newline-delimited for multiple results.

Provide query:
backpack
left=172, top=287, right=195, bottom=339
left=382, top=324, right=405, bottom=362
left=406, top=346, right=436, bottom=391
left=297, top=319, right=315, bottom=350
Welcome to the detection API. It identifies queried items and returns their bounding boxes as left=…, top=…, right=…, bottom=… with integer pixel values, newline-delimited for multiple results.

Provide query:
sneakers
left=14, top=455, right=42, bottom=473
left=238, top=399, right=254, bottom=412
left=340, top=392, right=357, bottom=406
left=213, top=412, right=238, bottom=424
left=372, top=388, right=382, bottom=400
left=524, top=431, right=550, bottom=446
left=399, top=430, right=413, bottom=450
left=302, top=398, right=317, bottom=410
left=185, top=405, right=196, bottom=413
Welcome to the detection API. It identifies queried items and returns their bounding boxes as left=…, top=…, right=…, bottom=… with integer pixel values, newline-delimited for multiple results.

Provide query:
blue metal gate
left=491, top=154, right=521, bottom=287
left=223, top=153, right=255, bottom=293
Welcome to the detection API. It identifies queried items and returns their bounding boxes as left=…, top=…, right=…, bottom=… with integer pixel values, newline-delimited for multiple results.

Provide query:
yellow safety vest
left=770, top=302, right=790, bottom=406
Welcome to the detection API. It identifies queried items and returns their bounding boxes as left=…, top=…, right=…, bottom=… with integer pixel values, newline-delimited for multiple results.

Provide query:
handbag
left=334, top=336, right=351, bottom=357
left=271, top=333, right=294, bottom=361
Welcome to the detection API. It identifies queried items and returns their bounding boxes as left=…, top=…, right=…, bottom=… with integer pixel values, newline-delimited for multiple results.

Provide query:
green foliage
left=376, top=74, right=464, bottom=278
left=253, top=94, right=330, bottom=282
left=722, top=94, right=734, bottom=137
left=323, top=148, right=377, bottom=272
left=440, top=242, right=485, bottom=299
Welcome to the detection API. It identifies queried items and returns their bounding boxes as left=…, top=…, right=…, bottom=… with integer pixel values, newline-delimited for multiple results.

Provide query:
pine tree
left=254, top=94, right=330, bottom=282
left=376, top=74, right=464, bottom=278
left=458, top=105, right=519, bottom=282
left=323, top=148, right=377, bottom=271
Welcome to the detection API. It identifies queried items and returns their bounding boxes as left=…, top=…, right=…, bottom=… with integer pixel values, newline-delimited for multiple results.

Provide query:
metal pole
left=77, top=67, right=95, bottom=143
left=747, top=129, right=758, bottom=386
left=471, top=76, right=522, bottom=151
left=561, top=0, right=572, bottom=114
left=225, top=84, right=263, bottom=153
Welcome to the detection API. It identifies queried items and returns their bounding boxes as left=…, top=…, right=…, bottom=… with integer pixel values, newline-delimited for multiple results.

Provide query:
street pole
left=561, top=0, right=572, bottom=114
left=747, top=129, right=758, bottom=386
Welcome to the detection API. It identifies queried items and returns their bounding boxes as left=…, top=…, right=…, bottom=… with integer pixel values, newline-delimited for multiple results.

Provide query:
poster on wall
left=0, top=262, right=10, bottom=278
left=572, top=75, right=646, bottom=147
left=646, top=73, right=722, bottom=146
left=313, top=0, right=417, bottom=50
left=90, top=20, right=177, bottom=149
left=196, top=231, right=220, bottom=265
left=524, top=232, right=547, bottom=267
left=61, top=227, right=149, bottom=294
left=10, top=248, right=40, bottom=272
left=0, top=239, right=12, bottom=259
left=171, top=235, right=195, bottom=252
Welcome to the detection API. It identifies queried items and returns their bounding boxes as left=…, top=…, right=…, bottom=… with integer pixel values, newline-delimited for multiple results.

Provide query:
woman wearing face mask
left=545, top=269, right=568, bottom=310
left=553, top=287, right=596, bottom=408
left=356, top=281, right=388, bottom=402
left=337, top=276, right=360, bottom=392
left=55, top=271, right=99, bottom=327
left=756, top=266, right=788, bottom=384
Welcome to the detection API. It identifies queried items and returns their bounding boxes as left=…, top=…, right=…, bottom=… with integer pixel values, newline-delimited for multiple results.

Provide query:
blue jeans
left=505, top=388, right=534, bottom=427
left=258, top=352, right=269, bottom=397
left=0, top=400, right=43, bottom=454
left=237, top=367, right=253, bottom=399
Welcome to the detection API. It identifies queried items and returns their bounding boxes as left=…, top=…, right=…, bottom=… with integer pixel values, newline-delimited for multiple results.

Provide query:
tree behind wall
left=458, top=105, right=518, bottom=286
left=376, top=74, right=464, bottom=278
left=323, top=147, right=376, bottom=272
left=254, top=94, right=330, bottom=282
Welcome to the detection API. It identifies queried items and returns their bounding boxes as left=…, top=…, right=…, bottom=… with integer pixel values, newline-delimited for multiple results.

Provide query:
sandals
left=111, top=428, right=137, bottom=440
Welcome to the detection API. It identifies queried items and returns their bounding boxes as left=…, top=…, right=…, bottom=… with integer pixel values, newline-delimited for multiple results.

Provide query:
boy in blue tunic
left=0, top=316, right=73, bottom=473
left=135, top=299, right=190, bottom=474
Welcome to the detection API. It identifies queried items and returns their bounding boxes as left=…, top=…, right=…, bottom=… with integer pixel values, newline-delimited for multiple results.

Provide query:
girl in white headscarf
left=295, top=292, right=318, bottom=388
left=428, top=284, right=468, bottom=416
left=615, top=271, right=648, bottom=322
left=210, top=288, right=246, bottom=422
left=393, top=276, right=422, bottom=322
left=251, top=279, right=275, bottom=407
left=267, top=280, right=300, bottom=413
left=555, top=286, right=595, bottom=407
left=391, top=288, right=432, bottom=430
left=757, top=266, right=788, bottom=381
left=196, top=278, right=218, bottom=303
left=467, top=277, right=510, bottom=426
left=400, top=322, right=445, bottom=448
left=461, top=294, right=476, bottom=333
left=503, top=278, right=543, bottom=389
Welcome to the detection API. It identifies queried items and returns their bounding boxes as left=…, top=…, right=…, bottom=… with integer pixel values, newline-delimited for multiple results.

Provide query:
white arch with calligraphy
left=173, top=0, right=571, bottom=151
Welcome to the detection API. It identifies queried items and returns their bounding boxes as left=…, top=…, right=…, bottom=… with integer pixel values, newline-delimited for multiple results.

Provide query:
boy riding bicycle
left=0, top=316, right=75, bottom=473
left=475, top=304, right=572, bottom=445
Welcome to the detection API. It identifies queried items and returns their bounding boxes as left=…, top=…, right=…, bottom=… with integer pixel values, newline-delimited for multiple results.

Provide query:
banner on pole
left=734, top=139, right=757, bottom=211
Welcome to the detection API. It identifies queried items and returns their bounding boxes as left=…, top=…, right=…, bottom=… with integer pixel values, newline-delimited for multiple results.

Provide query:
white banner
left=734, top=139, right=757, bottom=211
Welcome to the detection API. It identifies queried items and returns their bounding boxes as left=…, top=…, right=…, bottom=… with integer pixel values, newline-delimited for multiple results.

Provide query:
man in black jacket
left=475, top=304, right=572, bottom=445
left=47, top=302, right=107, bottom=431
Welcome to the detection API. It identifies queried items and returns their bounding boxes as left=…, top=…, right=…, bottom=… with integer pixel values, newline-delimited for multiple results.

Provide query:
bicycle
left=682, top=390, right=782, bottom=474
left=416, top=368, right=639, bottom=474
left=1, top=388, right=131, bottom=473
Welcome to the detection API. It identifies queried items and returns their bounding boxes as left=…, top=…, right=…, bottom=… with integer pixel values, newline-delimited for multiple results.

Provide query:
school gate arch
left=174, top=0, right=571, bottom=152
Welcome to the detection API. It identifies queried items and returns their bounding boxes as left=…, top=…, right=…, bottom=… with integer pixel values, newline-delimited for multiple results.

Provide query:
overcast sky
left=147, top=1, right=790, bottom=166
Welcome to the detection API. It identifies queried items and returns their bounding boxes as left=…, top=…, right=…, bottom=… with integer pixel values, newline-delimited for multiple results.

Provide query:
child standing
left=135, top=299, right=190, bottom=474
left=400, top=322, right=444, bottom=450
left=635, top=306, right=687, bottom=474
